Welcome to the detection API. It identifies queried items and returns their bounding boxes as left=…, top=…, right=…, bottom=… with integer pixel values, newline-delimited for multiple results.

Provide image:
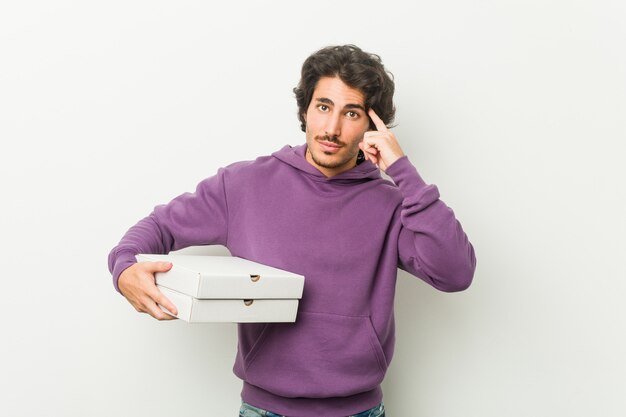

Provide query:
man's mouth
left=316, top=136, right=343, bottom=153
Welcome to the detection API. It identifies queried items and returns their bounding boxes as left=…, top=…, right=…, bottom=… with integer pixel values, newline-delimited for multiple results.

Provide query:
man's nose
left=325, top=113, right=342, bottom=137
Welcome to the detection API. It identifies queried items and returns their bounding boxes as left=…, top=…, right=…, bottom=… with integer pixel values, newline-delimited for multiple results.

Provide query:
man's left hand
left=359, top=108, right=405, bottom=172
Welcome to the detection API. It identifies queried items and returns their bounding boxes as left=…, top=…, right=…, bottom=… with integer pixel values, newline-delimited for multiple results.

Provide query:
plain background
left=1, top=1, right=624, bottom=416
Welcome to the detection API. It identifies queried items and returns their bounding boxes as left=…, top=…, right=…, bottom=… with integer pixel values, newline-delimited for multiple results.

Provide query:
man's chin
left=311, top=151, right=334, bottom=166
left=311, top=152, right=352, bottom=170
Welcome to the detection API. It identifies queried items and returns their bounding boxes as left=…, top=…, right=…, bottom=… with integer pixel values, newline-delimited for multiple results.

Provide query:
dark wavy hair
left=294, top=44, right=396, bottom=132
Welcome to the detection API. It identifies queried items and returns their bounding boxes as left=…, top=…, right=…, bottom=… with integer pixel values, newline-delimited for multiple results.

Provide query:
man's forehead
left=313, top=77, right=366, bottom=107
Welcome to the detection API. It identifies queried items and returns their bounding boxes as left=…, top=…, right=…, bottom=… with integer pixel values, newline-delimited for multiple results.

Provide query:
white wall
left=1, top=1, right=624, bottom=416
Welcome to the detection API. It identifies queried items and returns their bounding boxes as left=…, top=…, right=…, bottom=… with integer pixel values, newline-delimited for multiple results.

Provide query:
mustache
left=315, top=134, right=344, bottom=146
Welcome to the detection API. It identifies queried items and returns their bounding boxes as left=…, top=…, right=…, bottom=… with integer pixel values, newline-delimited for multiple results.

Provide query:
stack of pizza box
left=136, top=254, right=305, bottom=323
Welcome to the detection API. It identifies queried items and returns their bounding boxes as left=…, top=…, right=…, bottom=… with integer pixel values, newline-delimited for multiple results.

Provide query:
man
left=108, top=44, right=476, bottom=417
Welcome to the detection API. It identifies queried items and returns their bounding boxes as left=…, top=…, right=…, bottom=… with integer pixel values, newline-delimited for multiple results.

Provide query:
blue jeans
left=239, top=401, right=385, bottom=417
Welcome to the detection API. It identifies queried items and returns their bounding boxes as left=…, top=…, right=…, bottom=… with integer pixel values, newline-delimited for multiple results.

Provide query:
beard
left=308, top=134, right=360, bottom=169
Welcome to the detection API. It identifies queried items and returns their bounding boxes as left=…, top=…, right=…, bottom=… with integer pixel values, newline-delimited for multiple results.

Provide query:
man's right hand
left=118, top=261, right=178, bottom=320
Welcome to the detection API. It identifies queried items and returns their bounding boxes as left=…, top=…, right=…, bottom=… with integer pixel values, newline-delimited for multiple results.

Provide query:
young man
left=108, top=45, right=476, bottom=417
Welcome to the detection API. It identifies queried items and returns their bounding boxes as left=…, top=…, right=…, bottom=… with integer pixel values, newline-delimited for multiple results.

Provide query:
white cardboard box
left=135, top=253, right=305, bottom=323
left=136, top=254, right=304, bottom=299
left=157, top=285, right=300, bottom=323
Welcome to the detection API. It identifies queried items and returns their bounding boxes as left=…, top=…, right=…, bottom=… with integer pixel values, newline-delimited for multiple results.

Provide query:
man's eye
left=347, top=111, right=358, bottom=118
left=319, top=105, right=329, bottom=112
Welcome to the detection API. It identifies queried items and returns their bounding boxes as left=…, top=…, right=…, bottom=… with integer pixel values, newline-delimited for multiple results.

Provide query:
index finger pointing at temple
left=368, top=108, right=388, bottom=132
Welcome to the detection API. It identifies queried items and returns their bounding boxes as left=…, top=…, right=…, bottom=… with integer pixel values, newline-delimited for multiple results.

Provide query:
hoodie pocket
left=243, top=311, right=388, bottom=398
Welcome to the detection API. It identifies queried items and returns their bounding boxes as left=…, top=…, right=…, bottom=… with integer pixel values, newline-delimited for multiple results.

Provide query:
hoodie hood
left=271, top=144, right=381, bottom=183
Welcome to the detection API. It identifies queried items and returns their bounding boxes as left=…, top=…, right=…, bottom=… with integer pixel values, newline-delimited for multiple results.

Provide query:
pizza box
left=157, top=285, right=299, bottom=323
left=136, top=254, right=304, bottom=299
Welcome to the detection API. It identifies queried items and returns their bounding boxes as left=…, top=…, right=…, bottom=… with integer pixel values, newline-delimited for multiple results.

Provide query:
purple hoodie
left=108, top=144, right=476, bottom=416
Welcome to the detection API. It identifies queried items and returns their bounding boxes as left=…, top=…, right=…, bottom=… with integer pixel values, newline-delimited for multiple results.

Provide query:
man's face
left=304, top=76, right=371, bottom=177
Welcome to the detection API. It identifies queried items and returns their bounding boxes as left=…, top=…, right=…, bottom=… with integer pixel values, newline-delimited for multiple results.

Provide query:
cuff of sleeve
left=386, top=155, right=428, bottom=195
left=386, top=155, right=440, bottom=212
left=110, top=251, right=138, bottom=294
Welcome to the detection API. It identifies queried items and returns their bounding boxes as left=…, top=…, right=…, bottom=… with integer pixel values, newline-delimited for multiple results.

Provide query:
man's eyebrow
left=344, top=103, right=366, bottom=111
left=315, top=97, right=334, bottom=106
left=315, top=97, right=366, bottom=111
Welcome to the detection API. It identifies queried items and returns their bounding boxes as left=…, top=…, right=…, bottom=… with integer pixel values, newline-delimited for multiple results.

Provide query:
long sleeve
left=386, top=156, right=476, bottom=292
left=107, top=168, right=230, bottom=292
